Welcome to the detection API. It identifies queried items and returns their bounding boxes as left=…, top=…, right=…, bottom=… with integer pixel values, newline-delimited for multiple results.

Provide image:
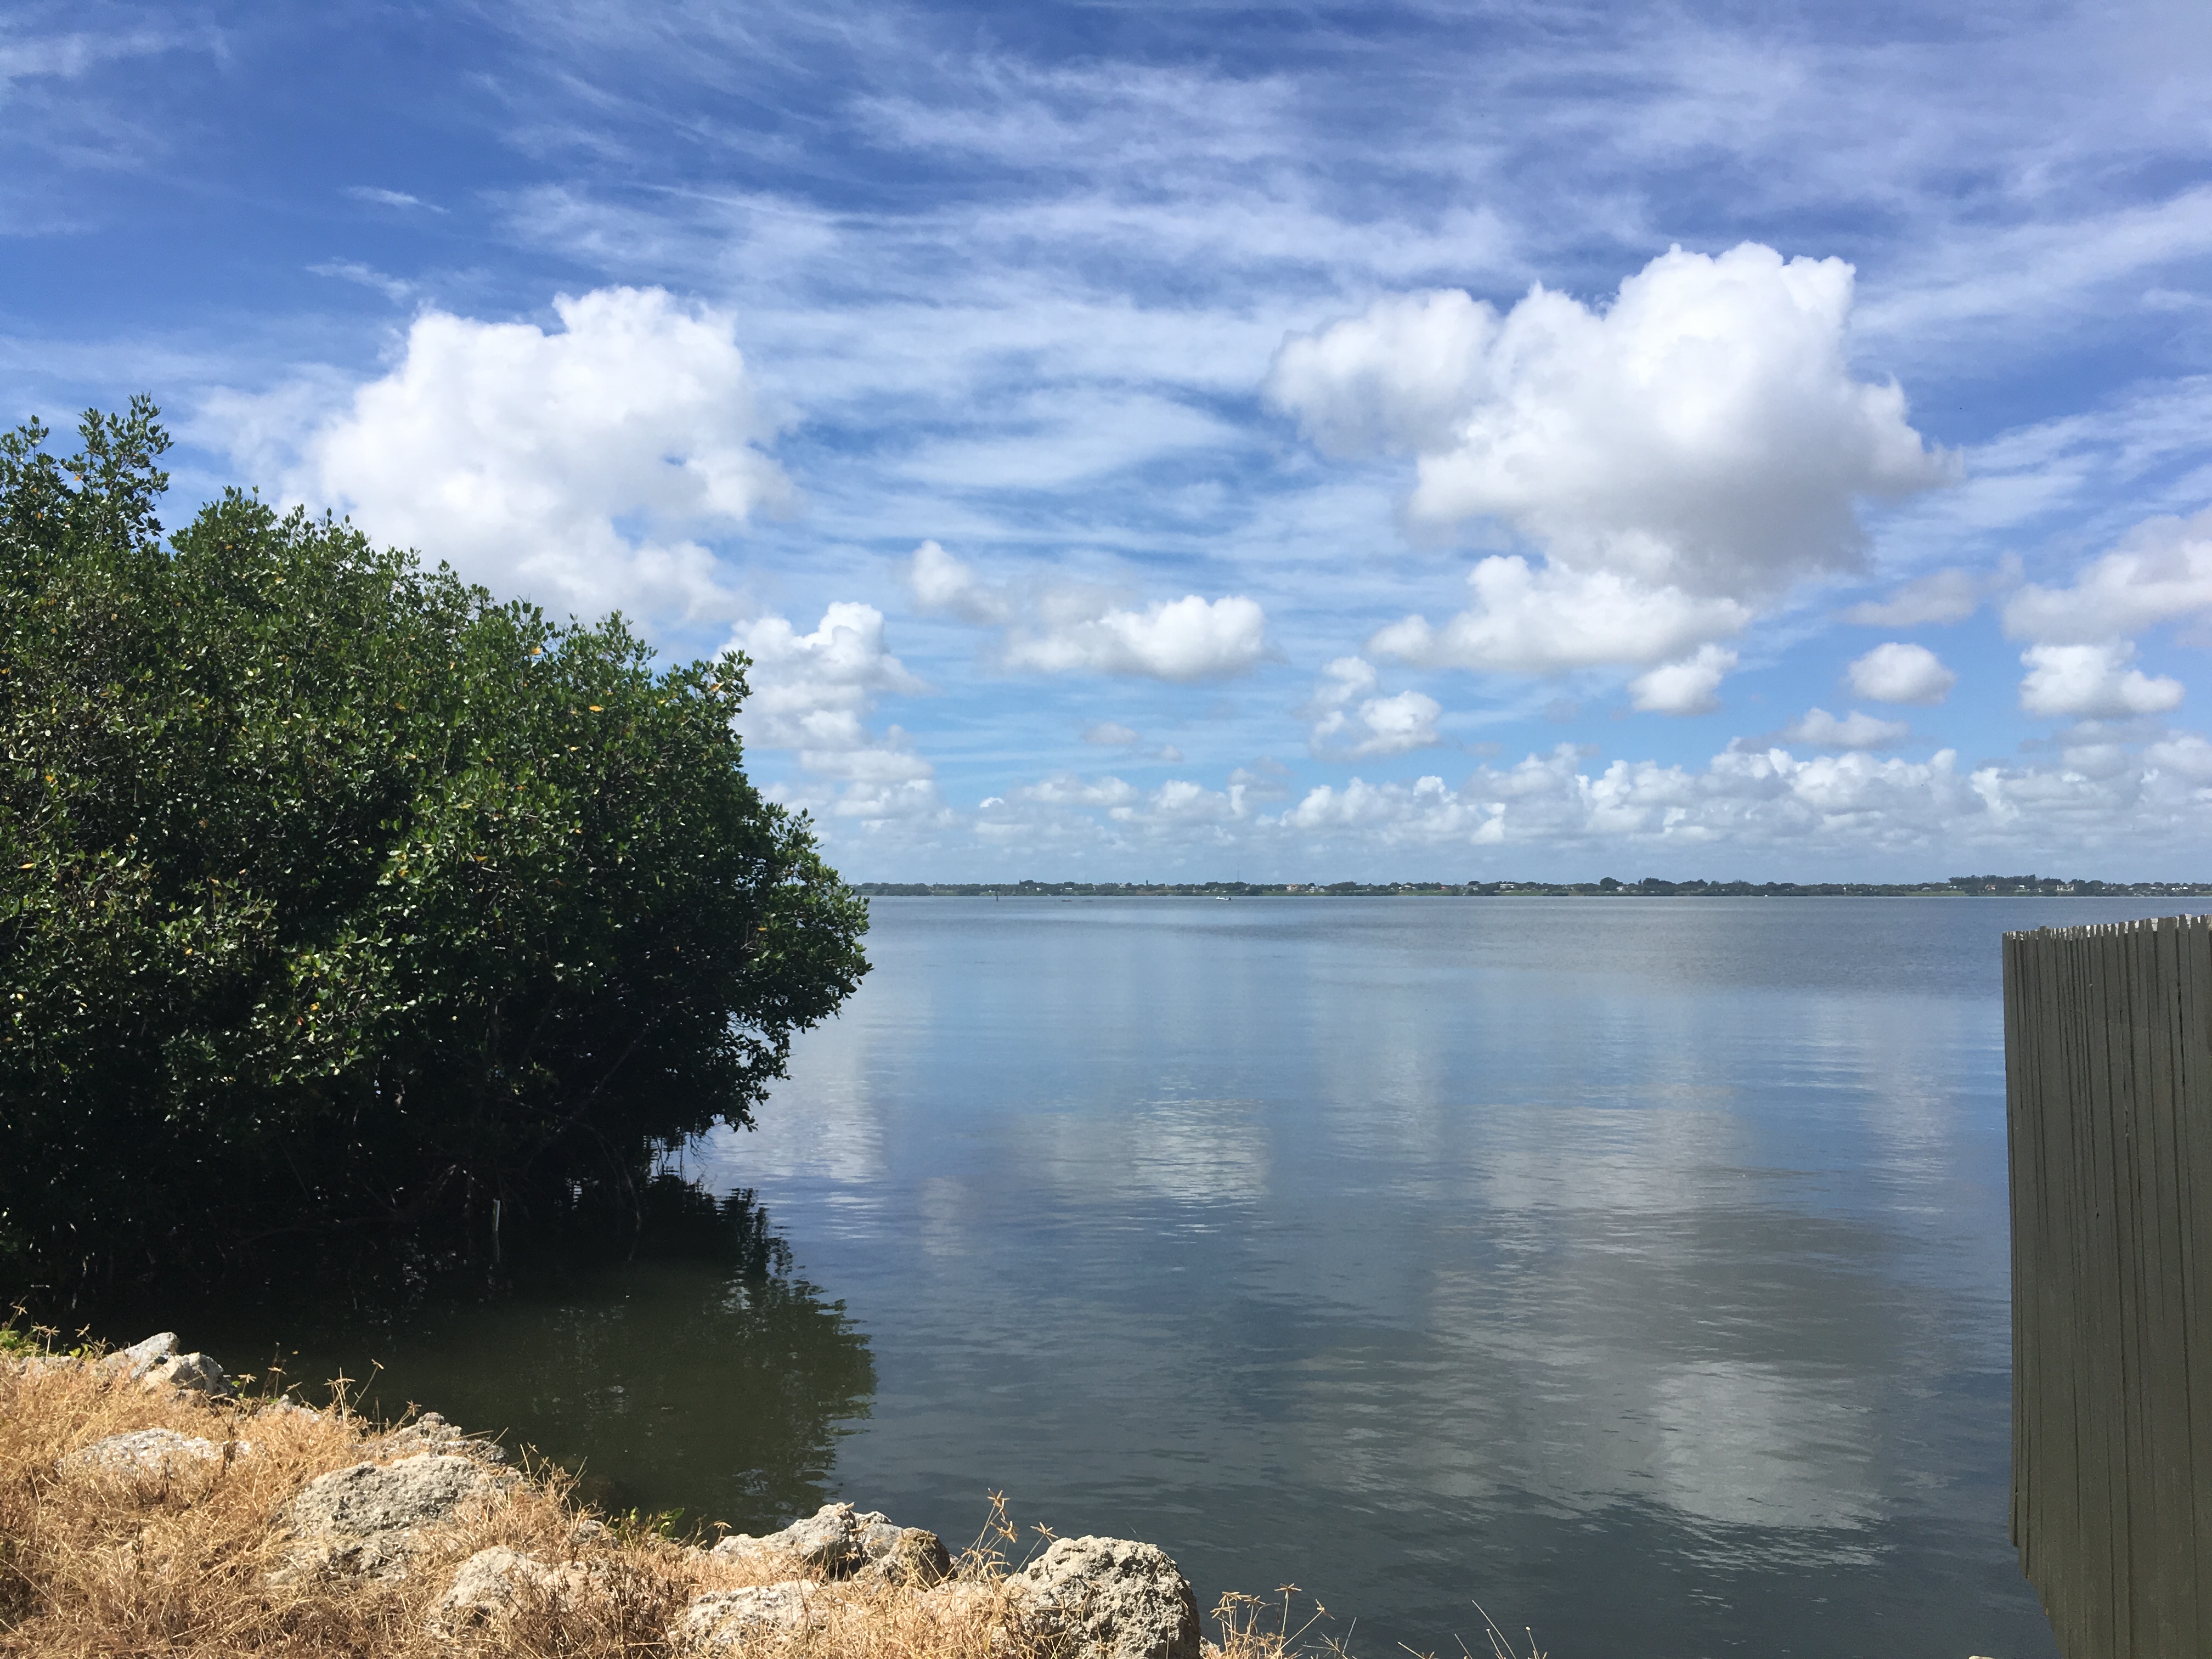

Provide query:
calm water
left=143, top=895, right=2152, bottom=1658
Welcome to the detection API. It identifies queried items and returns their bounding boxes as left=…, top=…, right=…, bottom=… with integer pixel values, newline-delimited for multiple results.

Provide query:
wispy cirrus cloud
left=344, top=185, right=445, bottom=212
left=18, top=0, right=2212, bottom=873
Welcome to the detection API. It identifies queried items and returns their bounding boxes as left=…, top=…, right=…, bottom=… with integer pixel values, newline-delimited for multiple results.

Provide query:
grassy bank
left=0, top=1336, right=1025, bottom=1657
left=0, top=1330, right=1423, bottom=1659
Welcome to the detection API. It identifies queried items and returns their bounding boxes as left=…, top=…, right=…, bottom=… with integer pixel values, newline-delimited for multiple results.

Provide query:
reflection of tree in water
left=482, top=1180, right=876, bottom=1530
left=210, top=1178, right=877, bottom=1536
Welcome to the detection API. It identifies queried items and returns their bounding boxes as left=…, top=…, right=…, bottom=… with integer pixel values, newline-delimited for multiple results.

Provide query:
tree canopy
left=0, top=402, right=868, bottom=1286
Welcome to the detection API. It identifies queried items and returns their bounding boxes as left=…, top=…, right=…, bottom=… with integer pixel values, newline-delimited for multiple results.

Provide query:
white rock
left=432, top=1546, right=560, bottom=1633
left=380, top=1409, right=507, bottom=1463
left=764, top=1502, right=868, bottom=1573
left=709, top=1503, right=871, bottom=1576
left=708, top=1533, right=776, bottom=1566
left=142, top=1350, right=235, bottom=1400
left=1009, top=1536, right=1201, bottom=1659
left=273, top=1452, right=515, bottom=1579
left=854, top=1524, right=952, bottom=1587
left=912, top=1579, right=1003, bottom=1628
left=100, top=1332, right=177, bottom=1380
left=11, top=1351, right=83, bottom=1378
left=673, top=1582, right=820, bottom=1651
left=61, top=1427, right=234, bottom=1477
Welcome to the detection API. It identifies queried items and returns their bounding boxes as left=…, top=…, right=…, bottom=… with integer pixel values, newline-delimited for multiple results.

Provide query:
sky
left=7, top=1, right=2212, bottom=882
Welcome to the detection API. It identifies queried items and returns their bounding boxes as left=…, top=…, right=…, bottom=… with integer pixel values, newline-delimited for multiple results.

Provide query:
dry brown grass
left=0, top=1330, right=1387, bottom=1659
left=1, top=1332, right=704, bottom=1656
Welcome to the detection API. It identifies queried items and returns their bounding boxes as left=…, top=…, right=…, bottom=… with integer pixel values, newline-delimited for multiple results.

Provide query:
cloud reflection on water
left=703, top=897, right=2057, bottom=1658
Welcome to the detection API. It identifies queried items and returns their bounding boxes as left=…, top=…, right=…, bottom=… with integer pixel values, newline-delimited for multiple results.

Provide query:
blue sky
left=8, top=1, right=2212, bottom=881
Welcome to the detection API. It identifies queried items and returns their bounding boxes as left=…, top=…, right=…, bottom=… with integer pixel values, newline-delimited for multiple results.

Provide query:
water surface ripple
left=713, top=895, right=2092, bottom=1658
left=168, top=895, right=2136, bottom=1657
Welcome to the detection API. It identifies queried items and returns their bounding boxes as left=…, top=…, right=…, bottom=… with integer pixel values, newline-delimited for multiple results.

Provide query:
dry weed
left=0, top=1329, right=1530, bottom=1659
left=0, top=1329, right=693, bottom=1656
left=0, top=1334, right=1045, bottom=1659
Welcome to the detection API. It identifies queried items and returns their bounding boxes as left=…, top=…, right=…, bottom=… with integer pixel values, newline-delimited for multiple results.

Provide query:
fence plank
left=2007, top=914, right=2212, bottom=1658
left=2180, top=918, right=2212, bottom=1633
left=2138, top=919, right=2197, bottom=1654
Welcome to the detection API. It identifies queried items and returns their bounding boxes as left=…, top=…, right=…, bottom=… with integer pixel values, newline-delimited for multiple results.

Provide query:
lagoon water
left=167, top=894, right=2139, bottom=1658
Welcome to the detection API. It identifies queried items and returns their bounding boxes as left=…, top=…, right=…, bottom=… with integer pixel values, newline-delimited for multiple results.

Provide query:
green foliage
left=0, top=403, right=868, bottom=1284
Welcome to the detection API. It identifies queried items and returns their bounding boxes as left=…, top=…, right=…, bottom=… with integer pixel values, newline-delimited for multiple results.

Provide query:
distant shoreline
left=855, top=878, right=2212, bottom=900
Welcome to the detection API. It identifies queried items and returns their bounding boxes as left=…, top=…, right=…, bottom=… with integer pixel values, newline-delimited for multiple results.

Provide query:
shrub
left=0, top=403, right=868, bottom=1287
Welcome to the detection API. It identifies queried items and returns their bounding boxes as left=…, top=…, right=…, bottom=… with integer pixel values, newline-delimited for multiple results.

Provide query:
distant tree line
left=855, top=874, right=2212, bottom=899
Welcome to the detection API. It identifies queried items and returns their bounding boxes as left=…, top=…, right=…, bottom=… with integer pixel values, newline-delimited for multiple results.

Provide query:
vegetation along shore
left=855, top=874, right=2212, bottom=898
left=3, top=1324, right=1372, bottom=1659
left=1, top=404, right=867, bottom=1297
left=0, top=412, right=1555, bottom=1657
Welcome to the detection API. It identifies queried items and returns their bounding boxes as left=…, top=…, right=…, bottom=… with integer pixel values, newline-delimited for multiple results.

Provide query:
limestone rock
left=673, top=1582, right=820, bottom=1651
left=100, top=1332, right=177, bottom=1380
left=142, top=1350, right=235, bottom=1400
left=765, top=1502, right=868, bottom=1573
left=274, top=1452, right=514, bottom=1579
left=433, top=1547, right=565, bottom=1633
left=914, top=1579, right=1002, bottom=1624
left=855, top=1523, right=952, bottom=1588
left=708, top=1505, right=949, bottom=1587
left=381, top=1409, right=508, bottom=1463
left=710, top=1503, right=868, bottom=1576
left=12, top=1351, right=83, bottom=1378
left=1009, top=1536, right=1200, bottom=1659
left=706, top=1534, right=776, bottom=1568
left=62, top=1427, right=232, bottom=1477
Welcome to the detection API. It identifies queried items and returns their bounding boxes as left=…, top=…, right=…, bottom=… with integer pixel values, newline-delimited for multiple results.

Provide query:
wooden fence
left=2004, top=913, right=2212, bottom=1658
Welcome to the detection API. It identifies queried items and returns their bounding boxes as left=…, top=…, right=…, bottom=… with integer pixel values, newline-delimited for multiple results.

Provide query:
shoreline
left=1, top=1329, right=1248, bottom=1659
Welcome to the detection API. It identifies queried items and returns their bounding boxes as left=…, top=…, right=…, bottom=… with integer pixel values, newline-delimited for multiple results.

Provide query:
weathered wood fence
left=2004, top=913, right=2212, bottom=1658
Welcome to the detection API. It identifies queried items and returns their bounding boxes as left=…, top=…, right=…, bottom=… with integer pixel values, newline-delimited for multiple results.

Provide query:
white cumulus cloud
left=2018, top=642, right=2185, bottom=719
left=1629, top=645, right=1737, bottom=716
left=731, top=602, right=928, bottom=760
left=1368, top=557, right=1751, bottom=675
left=1273, top=746, right=1982, bottom=857
left=262, top=287, right=792, bottom=630
left=1305, top=656, right=1444, bottom=757
left=908, top=540, right=1266, bottom=681
left=2147, top=732, right=2212, bottom=783
left=1018, top=774, right=1142, bottom=808
left=1780, top=708, right=1911, bottom=749
left=727, top=602, right=951, bottom=830
left=1265, top=288, right=1498, bottom=458
left=951, top=727, right=2212, bottom=865
left=1847, top=642, right=1957, bottom=704
left=981, top=771, right=1254, bottom=848
left=1272, top=244, right=1954, bottom=682
left=910, top=539, right=1011, bottom=625
left=2002, top=507, right=2212, bottom=645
